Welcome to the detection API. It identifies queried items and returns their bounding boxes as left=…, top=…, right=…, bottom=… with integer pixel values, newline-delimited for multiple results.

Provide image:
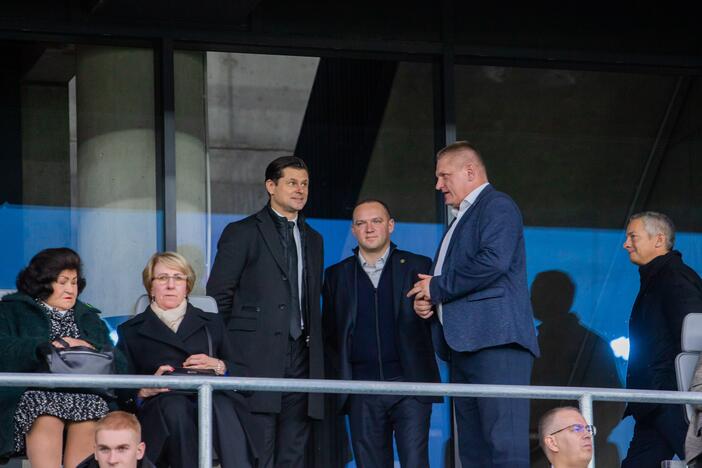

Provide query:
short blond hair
left=437, top=140, right=485, bottom=166
left=538, top=406, right=582, bottom=449
left=95, top=411, right=141, bottom=441
left=142, top=251, right=196, bottom=295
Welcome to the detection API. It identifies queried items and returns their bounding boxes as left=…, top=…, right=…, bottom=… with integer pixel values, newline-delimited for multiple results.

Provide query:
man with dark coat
left=621, top=211, right=702, bottom=468
left=323, top=199, right=441, bottom=468
left=206, top=156, right=324, bottom=468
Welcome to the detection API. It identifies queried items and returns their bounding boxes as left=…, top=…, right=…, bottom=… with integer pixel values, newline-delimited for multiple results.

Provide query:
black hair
left=264, top=156, right=309, bottom=183
left=16, top=247, right=87, bottom=300
left=353, top=198, right=394, bottom=220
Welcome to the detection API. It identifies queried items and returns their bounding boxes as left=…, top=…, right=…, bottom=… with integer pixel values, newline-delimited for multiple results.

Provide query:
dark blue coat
left=322, top=245, right=442, bottom=413
left=429, top=184, right=539, bottom=357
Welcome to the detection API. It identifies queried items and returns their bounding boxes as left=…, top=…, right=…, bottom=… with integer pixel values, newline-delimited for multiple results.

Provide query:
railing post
left=198, top=383, right=213, bottom=468
left=579, top=393, right=595, bottom=468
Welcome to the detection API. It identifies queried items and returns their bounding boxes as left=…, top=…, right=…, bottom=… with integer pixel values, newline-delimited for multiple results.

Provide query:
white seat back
left=682, top=313, right=702, bottom=352
left=134, top=294, right=218, bottom=315
left=676, top=313, right=702, bottom=424
left=675, top=352, right=699, bottom=423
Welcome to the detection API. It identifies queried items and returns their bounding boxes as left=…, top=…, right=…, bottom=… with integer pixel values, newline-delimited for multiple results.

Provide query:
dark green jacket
left=0, top=292, right=113, bottom=460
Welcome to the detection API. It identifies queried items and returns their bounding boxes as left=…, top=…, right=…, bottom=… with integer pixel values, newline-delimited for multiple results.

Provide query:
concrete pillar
left=174, top=50, right=208, bottom=293
left=75, top=45, right=157, bottom=317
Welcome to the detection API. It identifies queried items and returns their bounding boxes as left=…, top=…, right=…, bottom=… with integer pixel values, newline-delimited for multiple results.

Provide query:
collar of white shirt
left=358, top=245, right=391, bottom=268
left=450, top=182, right=490, bottom=218
left=271, top=207, right=298, bottom=226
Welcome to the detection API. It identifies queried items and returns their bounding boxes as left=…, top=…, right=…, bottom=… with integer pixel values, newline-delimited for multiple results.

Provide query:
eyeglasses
left=549, top=424, right=596, bottom=437
left=152, top=274, right=188, bottom=284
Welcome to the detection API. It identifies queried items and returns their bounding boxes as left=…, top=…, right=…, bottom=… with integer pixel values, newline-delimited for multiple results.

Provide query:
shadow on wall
left=529, top=270, right=625, bottom=468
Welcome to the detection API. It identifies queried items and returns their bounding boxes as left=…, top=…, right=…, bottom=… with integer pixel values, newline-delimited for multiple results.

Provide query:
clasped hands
left=407, top=273, right=435, bottom=319
left=137, top=354, right=226, bottom=399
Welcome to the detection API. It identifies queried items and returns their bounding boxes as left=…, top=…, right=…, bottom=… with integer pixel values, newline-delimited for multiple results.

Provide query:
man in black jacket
left=206, top=156, right=324, bottom=468
left=621, top=211, right=702, bottom=468
left=323, top=199, right=441, bottom=468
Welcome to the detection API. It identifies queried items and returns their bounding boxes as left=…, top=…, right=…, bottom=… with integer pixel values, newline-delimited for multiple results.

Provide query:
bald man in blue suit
left=408, top=141, right=540, bottom=468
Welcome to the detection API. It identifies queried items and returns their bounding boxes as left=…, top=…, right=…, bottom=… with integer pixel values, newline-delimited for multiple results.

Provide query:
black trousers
left=141, top=392, right=253, bottom=468
left=451, top=345, right=533, bottom=468
left=621, top=404, right=687, bottom=468
left=348, top=392, right=432, bottom=468
left=252, top=336, right=310, bottom=468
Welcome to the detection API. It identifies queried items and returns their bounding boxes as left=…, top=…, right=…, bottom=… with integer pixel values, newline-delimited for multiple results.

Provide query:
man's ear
left=543, top=435, right=559, bottom=452
left=655, top=233, right=666, bottom=249
left=464, top=163, right=474, bottom=181
left=265, top=179, right=276, bottom=196
left=136, top=441, right=146, bottom=460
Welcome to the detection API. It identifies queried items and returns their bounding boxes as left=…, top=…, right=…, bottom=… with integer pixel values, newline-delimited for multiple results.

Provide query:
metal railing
left=1, top=373, right=699, bottom=468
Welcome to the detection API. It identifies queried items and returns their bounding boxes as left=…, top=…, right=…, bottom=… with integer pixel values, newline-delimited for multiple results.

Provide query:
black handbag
left=46, top=338, right=115, bottom=375
left=44, top=338, right=116, bottom=399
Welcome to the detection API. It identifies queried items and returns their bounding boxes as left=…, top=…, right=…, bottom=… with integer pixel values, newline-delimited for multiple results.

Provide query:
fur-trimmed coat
left=0, top=292, right=113, bottom=461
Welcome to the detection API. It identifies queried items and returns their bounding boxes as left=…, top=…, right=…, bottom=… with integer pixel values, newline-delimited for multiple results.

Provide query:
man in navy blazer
left=323, top=199, right=441, bottom=468
left=408, top=141, right=539, bottom=468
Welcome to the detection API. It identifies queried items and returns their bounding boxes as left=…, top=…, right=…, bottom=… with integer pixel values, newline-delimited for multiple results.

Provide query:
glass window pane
left=174, top=51, right=448, bottom=467
left=455, top=64, right=701, bottom=466
left=0, top=41, right=159, bottom=324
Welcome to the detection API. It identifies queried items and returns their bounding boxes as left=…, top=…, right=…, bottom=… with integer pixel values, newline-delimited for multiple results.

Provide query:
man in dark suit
left=206, top=156, right=324, bottom=468
left=323, top=199, right=441, bottom=468
left=408, top=141, right=539, bottom=468
left=621, top=211, right=702, bottom=468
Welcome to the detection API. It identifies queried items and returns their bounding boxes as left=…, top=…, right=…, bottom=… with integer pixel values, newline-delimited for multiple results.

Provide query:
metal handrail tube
left=0, top=373, right=700, bottom=404
left=2, top=373, right=698, bottom=468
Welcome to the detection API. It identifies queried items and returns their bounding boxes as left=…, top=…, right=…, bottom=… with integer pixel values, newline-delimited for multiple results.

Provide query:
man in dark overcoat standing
left=322, top=199, right=441, bottom=468
left=207, top=156, right=324, bottom=468
left=621, top=211, right=702, bottom=468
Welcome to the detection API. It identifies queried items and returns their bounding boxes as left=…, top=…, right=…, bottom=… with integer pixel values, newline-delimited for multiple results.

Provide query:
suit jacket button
left=279, top=304, right=287, bottom=310
left=282, top=275, right=287, bottom=281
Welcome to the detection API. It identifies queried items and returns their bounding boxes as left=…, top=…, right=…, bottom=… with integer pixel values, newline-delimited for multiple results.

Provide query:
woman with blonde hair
left=117, top=252, right=258, bottom=468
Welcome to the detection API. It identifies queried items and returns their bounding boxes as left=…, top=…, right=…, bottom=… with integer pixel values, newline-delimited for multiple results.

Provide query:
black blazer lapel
left=137, top=308, right=192, bottom=355
left=390, top=247, right=404, bottom=322
left=344, top=259, right=358, bottom=332
left=255, top=209, right=288, bottom=274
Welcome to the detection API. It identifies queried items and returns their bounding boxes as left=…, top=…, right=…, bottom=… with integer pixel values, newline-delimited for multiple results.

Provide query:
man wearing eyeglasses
left=207, top=156, right=324, bottom=468
left=538, top=407, right=594, bottom=468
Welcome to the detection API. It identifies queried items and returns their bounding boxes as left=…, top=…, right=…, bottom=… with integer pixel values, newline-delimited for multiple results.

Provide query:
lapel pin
left=400, top=259, right=406, bottom=264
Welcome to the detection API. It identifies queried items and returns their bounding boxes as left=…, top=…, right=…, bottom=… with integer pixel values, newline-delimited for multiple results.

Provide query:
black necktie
left=286, top=221, right=302, bottom=340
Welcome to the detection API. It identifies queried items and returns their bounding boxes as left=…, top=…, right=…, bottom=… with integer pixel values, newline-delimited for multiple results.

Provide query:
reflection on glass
left=174, top=51, right=448, bottom=467
left=455, top=64, right=702, bottom=467
left=0, top=42, right=159, bottom=321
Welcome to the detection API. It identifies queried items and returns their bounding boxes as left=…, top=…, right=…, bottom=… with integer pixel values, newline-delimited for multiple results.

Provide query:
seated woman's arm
left=116, top=325, right=171, bottom=408
left=0, top=306, right=51, bottom=373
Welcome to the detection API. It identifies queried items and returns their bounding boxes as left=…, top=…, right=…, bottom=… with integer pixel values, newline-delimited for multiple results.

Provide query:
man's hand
left=414, top=297, right=434, bottom=319
left=407, top=273, right=433, bottom=300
